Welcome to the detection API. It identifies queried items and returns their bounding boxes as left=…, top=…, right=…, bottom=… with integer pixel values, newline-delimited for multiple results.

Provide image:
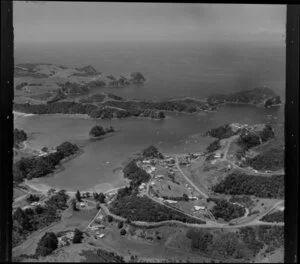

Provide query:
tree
left=107, top=215, right=113, bottom=222
left=182, top=194, right=189, bottom=201
left=47, top=188, right=56, bottom=196
left=75, top=190, right=81, bottom=202
left=120, top=229, right=127, bottom=236
left=93, top=192, right=99, bottom=200
left=36, top=232, right=58, bottom=257
left=56, top=141, right=79, bottom=158
left=41, top=147, right=49, bottom=153
left=142, top=145, right=164, bottom=159
left=35, top=205, right=44, bottom=214
left=73, top=228, right=84, bottom=244
left=70, top=198, right=78, bottom=211
left=89, top=125, right=106, bottom=137
left=13, top=207, right=31, bottom=231
left=98, top=193, right=106, bottom=203
left=118, top=221, right=124, bottom=229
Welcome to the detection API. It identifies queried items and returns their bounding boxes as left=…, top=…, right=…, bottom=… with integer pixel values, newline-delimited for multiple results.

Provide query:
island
left=89, top=125, right=115, bottom=140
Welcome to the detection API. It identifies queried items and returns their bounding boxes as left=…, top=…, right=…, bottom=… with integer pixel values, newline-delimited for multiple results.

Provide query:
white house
left=98, top=234, right=105, bottom=238
left=194, top=205, right=205, bottom=211
left=214, top=153, right=221, bottom=159
left=165, top=200, right=177, bottom=204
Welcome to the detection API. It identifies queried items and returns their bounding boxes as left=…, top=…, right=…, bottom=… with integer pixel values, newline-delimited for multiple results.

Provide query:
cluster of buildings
left=179, top=153, right=201, bottom=166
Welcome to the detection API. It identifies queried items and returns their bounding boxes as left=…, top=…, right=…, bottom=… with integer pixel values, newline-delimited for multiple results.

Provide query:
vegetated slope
left=79, top=248, right=125, bottom=263
left=209, top=199, right=246, bottom=222
left=109, top=193, right=205, bottom=224
left=13, top=142, right=79, bottom=182
left=244, top=147, right=284, bottom=171
left=260, top=211, right=284, bottom=223
left=14, top=128, right=28, bottom=148
left=12, top=190, right=69, bottom=247
left=206, top=124, right=237, bottom=139
left=212, top=172, right=284, bottom=199
left=186, top=225, right=284, bottom=261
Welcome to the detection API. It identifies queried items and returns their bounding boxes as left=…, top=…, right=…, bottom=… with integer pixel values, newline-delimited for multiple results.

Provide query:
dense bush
left=120, top=229, right=127, bottom=236
left=205, top=139, right=221, bottom=153
left=185, top=225, right=284, bottom=260
left=123, top=160, right=151, bottom=189
left=260, top=125, right=275, bottom=143
left=186, top=228, right=213, bottom=251
left=89, top=125, right=114, bottom=138
left=206, top=124, right=236, bottom=139
left=212, top=173, right=284, bottom=199
left=142, top=145, right=164, bottom=159
left=79, top=248, right=125, bottom=263
left=244, top=147, right=284, bottom=171
left=264, top=96, right=281, bottom=108
left=13, top=141, right=79, bottom=183
left=117, top=222, right=124, bottom=229
left=238, top=132, right=261, bottom=150
left=93, top=192, right=106, bottom=203
left=211, top=199, right=245, bottom=222
left=161, top=194, right=189, bottom=202
left=13, top=190, right=69, bottom=247
left=109, top=194, right=205, bottom=224
left=35, top=232, right=58, bottom=257
left=73, top=228, right=84, bottom=244
left=14, top=128, right=27, bottom=148
left=261, top=211, right=284, bottom=223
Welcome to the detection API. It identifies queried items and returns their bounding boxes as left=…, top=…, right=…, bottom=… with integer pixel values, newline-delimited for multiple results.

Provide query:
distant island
left=89, top=125, right=115, bottom=140
left=207, top=87, right=282, bottom=108
left=14, top=63, right=282, bottom=120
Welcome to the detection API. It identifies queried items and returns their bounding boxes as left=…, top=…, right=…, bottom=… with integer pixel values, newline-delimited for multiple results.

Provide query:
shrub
left=117, top=222, right=124, bottom=229
left=142, top=145, right=164, bottom=159
left=35, top=205, right=44, bottom=214
left=120, top=229, right=127, bottom=236
left=14, top=128, right=27, bottom=148
left=75, top=190, right=81, bottom=202
left=36, top=232, right=58, bottom=257
left=98, top=193, right=106, bottom=204
left=107, top=215, right=113, bottom=223
left=73, top=228, right=84, bottom=244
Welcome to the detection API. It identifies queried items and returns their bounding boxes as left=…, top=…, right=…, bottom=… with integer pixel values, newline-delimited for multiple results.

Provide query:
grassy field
left=13, top=187, right=27, bottom=199
left=12, top=204, right=98, bottom=258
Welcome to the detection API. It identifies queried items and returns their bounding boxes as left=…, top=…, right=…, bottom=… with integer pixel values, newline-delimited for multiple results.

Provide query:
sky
left=14, top=2, right=286, bottom=44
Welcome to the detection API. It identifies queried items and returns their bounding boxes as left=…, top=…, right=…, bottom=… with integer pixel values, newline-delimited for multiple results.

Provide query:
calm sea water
left=14, top=41, right=285, bottom=191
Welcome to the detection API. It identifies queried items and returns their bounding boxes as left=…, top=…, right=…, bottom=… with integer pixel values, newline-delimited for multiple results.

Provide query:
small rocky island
left=89, top=125, right=115, bottom=140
